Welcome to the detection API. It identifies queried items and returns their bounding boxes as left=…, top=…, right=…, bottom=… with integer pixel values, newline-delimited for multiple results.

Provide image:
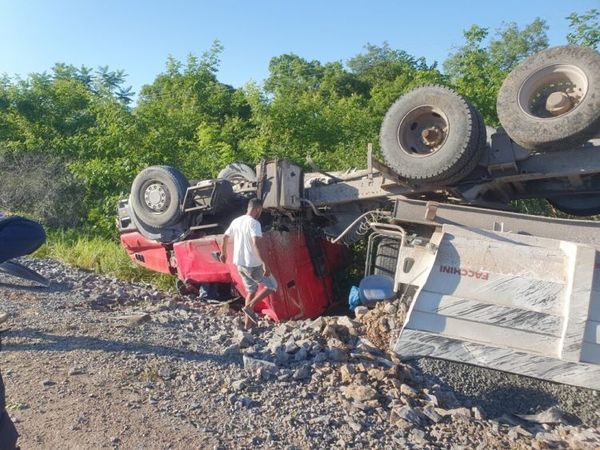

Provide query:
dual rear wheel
left=379, top=45, right=600, bottom=215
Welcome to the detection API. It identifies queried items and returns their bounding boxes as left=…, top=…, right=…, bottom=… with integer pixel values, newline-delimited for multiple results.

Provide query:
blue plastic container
left=358, top=274, right=395, bottom=306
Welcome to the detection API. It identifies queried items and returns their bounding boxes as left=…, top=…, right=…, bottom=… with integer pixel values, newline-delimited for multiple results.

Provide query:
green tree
left=566, top=9, right=600, bottom=48
left=444, top=19, right=549, bottom=125
left=489, top=18, right=548, bottom=72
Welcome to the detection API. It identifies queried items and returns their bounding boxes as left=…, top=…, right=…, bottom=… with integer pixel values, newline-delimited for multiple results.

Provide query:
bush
left=0, top=150, right=85, bottom=228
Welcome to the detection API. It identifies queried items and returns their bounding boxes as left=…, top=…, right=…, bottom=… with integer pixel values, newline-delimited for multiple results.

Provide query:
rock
left=409, top=428, right=427, bottom=445
left=471, top=406, right=486, bottom=421
left=436, top=390, right=460, bottom=409
left=234, top=330, right=254, bottom=349
left=447, top=407, right=472, bottom=419
left=367, top=368, right=386, bottom=381
left=258, top=367, right=274, bottom=381
left=356, top=337, right=382, bottom=355
left=342, top=384, right=378, bottom=402
left=322, top=324, right=340, bottom=341
left=327, top=348, right=348, bottom=363
left=400, top=383, right=418, bottom=398
left=424, top=393, right=439, bottom=407
left=347, top=420, right=362, bottom=432
left=420, top=405, right=443, bottom=423
left=294, top=347, right=308, bottom=362
left=535, top=432, right=566, bottom=446
left=383, top=303, right=397, bottom=315
left=275, top=348, right=290, bottom=365
left=313, top=352, right=327, bottom=363
left=517, top=406, right=568, bottom=425
left=231, top=379, right=247, bottom=392
left=115, top=313, right=151, bottom=326
left=496, top=414, right=524, bottom=427
left=284, top=338, right=299, bottom=353
left=339, top=364, right=354, bottom=383
left=68, top=367, right=85, bottom=376
left=223, top=344, right=239, bottom=355
left=391, top=405, right=423, bottom=427
left=308, top=317, right=324, bottom=333
left=158, top=367, right=173, bottom=380
left=337, top=316, right=359, bottom=333
left=292, top=365, right=311, bottom=381
left=243, top=355, right=278, bottom=376
left=42, top=379, right=56, bottom=386
left=354, top=306, right=368, bottom=320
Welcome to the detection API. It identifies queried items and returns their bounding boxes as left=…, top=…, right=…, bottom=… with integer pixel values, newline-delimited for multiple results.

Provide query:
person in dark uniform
left=0, top=213, right=46, bottom=449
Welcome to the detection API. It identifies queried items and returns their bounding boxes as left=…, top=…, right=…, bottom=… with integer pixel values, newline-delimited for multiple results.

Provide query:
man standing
left=220, top=199, right=277, bottom=328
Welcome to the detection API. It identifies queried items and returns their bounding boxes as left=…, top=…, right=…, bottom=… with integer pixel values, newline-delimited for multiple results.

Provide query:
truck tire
left=218, top=163, right=257, bottom=183
left=497, top=46, right=600, bottom=151
left=130, top=166, right=189, bottom=229
left=379, top=85, right=486, bottom=185
left=373, top=237, right=400, bottom=278
left=547, top=194, right=600, bottom=217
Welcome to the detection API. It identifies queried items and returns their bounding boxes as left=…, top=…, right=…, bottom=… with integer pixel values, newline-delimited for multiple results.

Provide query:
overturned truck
left=118, top=46, right=600, bottom=390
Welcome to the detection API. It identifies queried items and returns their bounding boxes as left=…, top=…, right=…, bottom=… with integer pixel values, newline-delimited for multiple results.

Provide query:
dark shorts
left=237, top=265, right=278, bottom=294
left=0, top=216, right=46, bottom=264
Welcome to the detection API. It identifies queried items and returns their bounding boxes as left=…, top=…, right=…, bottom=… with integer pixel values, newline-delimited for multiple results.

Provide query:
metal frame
left=391, top=198, right=600, bottom=248
left=306, top=133, right=600, bottom=208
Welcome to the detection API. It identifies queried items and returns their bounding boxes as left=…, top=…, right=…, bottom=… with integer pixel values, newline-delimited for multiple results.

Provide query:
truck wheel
left=497, top=46, right=600, bottom=151
left=373, top=238, right=400, bottom=278
left=130, top=166, right=189, bottom=228
left=379, top=85, right=485, bottom=185
left=547, top=194, right=600, bottom=217
left=218, top=163, right=257, bottom=183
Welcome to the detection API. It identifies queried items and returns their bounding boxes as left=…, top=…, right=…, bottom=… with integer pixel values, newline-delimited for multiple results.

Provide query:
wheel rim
left=518, top=64, right=589, bottom=119
left=143, top=182, right=170, bottom=212
left=397, top=105, right=449, bottom=157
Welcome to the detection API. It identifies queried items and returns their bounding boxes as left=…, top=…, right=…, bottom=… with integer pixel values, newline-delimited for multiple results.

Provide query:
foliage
left=0, top=150, right=84, bottom=227
left=444, top=19, right=549, bottom=125
left=566, top=9, right=600, bottom=49
left=0, top=13, right=595, bottom=247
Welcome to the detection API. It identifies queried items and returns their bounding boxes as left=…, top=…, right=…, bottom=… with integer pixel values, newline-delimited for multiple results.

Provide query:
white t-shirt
left=224, top=215, right=263, bottom=267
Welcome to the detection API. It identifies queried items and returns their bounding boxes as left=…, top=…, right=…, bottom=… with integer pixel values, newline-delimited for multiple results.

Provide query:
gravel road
left=0, top=258, right=599, bottom=449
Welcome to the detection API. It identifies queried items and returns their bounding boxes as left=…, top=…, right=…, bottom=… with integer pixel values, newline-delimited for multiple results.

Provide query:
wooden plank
left=394, top=329, right=600, bottom=390
left=406, top=311, right=559, bottom=356
left=415, top=291, right=563, bottom=337
left=560, top=242, right=596, bottom=362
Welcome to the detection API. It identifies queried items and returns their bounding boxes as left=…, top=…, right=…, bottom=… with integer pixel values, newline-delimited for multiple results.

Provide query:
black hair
left=247, top=198, right=263, bottom=210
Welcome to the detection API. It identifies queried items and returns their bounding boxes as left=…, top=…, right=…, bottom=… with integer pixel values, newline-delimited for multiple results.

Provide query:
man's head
left=247, top=198, right=263, bottom=218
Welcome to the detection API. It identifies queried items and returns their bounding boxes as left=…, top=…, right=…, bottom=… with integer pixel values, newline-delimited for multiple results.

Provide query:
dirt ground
left=1, top=259, right=599, bottom=450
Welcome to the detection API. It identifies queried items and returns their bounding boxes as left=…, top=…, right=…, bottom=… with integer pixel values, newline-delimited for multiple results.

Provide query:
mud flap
left=393, top=224, right=600, bottom=390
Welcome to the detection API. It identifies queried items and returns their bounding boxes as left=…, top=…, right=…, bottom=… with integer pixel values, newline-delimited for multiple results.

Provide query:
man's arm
left=220, top=234, right=230, bottom=263
left=252, top=236, right=270, bottom=276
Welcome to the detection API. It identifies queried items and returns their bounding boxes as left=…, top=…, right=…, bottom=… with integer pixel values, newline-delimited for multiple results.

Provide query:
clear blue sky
left=0, top=0, right=597, bottom=96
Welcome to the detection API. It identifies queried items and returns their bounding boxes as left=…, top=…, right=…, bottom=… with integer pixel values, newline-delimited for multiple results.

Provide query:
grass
left=34, top=230, right=174, bottom=291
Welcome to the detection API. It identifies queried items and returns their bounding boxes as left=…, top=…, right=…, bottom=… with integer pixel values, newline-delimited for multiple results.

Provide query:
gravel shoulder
left=1, top=258, right=599, bottom=449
